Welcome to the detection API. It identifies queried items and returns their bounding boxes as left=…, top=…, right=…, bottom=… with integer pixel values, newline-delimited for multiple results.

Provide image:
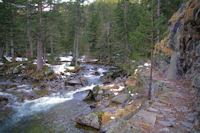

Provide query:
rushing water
left=0, top=62, right=109, bottom=133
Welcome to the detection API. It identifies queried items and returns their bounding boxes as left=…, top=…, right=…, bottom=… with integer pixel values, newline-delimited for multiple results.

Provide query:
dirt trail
left=130, top=71, right=199, bottom=132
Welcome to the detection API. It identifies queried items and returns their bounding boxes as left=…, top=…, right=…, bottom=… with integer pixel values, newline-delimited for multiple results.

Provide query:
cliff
left=155, top=0, right=200, bottom=89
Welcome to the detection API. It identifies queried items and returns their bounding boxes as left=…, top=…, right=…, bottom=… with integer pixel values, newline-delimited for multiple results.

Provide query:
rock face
left=155, top=0, right=200, bottom=84
left=75, top=112, right=101, bottom=129
left=111, top=93, right=130, bottom=104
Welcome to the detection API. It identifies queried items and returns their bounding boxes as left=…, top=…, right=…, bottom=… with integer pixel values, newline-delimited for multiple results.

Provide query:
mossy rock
left=42, top=66, right=54, bottom=76
left=93, top=110, right=104, bottom=124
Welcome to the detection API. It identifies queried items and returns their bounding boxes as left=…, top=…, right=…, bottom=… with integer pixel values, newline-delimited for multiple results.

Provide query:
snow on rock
left=111, top=86, right=125, bottom=92
left=16, top=57, right=28, bottom=62
left=59, top=56, right=73, bottom=62
left=144, top=62, right=151, bottom=67
left=4, top=56, right=12, bottom=62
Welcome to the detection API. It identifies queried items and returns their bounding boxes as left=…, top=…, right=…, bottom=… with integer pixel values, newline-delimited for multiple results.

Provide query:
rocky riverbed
left=0, top=55, right=199, bottom=132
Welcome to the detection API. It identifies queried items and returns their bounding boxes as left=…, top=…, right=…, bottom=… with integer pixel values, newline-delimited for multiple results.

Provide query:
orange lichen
left=100, top=84, right=120, bottom=90
left=169, top=12, right=178, bottom=25
left=154, top=36, right=174, bottom=56
left=169, top=0, right=200, bottom=25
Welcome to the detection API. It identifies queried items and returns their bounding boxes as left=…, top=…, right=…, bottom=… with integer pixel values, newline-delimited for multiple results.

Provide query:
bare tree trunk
left=123, top=0, right=129, bottom=63
left=26, top=1, right=31, bottom=59
left=75, top=27, right=79, bottom=66
left=50, top=26, right=53, bottom=54
left=37, top=2, right=43, bottom=71
left=107, top=21, right=112, bottom=63
left=6, top=37, right=9, bottom=57
left=30, top=35, right=33, bottom=57
left=10, top=26, right=14, bottom=61
left=157, top=0, right=160, bottom=43
left=73, top=32, right=76, bottom=60
left=148, top=4, right=154, bottom=100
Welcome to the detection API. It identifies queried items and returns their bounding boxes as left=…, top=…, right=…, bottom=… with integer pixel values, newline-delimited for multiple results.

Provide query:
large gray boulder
left=75, top=112, right=102, bottom=129
left=111, top=93, right=130, bottom=104
left=192, top=74, right=200, bottom=89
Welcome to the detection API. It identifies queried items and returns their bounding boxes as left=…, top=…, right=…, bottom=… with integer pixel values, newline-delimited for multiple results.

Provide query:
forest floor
left=129, top=70, right=199, bottom=132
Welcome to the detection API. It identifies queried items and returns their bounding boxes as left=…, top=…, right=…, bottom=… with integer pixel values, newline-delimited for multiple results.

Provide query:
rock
left=0, top=96, right=9, bottom=106
left=180, top=121, right=193, bottom=128
left=44, top=68, right=54, bottom=76
left=75, top=112, right=102, bottom=129
left=111, top=93, right=130, bottom=104
left=67, top=79, right=82, bottom=86
left=13, top=66, right=22, bottom=74
left=192, top=74, right=200, bottom=89
left=147, top=107, right=159, bottom=112
left=157, top=120, right=174, bottom=127
left=80, top=77, right=88, bottom=86
left=104, top=118, right=141, bottom=133
left=73, top=90, right=94, bottom=101
left=130, top=110, right=157, bottom=128
left=94, top=72, right=100, bottom=76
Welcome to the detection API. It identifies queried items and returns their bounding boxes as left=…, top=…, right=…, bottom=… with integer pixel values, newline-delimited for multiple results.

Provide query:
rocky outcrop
left=155, top=0, right=200, bottom=85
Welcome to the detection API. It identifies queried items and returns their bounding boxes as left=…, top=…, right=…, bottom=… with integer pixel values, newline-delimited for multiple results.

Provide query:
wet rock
left=73, top=90, right=94, bottom=101
left=0, top=96, right=8, bottom=106
left=80, top=77, right=88, bottom=86
left=67, top=79, right=82, bottom=86
left=75, top=112, right=102, bottom=129
left=94, top=72, right=100, bottom=76
left=111, top=93, right=130, bottom=104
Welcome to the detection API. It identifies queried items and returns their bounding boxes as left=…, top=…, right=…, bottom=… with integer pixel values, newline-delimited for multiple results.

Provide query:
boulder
left=75, top=112, right=102, bottom=129
left=73, top=90, right=94, bottom=101
left=111, top=93, right=130, bottom=104
left=192, top=74, right=200, bottom=89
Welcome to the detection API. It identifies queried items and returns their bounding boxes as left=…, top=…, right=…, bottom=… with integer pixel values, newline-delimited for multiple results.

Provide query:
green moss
left=75, top=124, right=99, bottom=133
left=93, top=110, right=104, bottom=124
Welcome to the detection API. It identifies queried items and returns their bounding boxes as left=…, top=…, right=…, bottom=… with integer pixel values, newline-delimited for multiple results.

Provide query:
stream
left=0, top=59, right=110, bottom=133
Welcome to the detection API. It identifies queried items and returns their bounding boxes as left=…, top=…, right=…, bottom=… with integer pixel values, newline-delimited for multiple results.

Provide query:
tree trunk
left=37, top=2, right=43, bottom=71
left=30, top=35, right=33, bottom=57
left=123, top=0, right=129, bottom=63
left=50, top=26, right=53, bottom=54
left=157, top=0, right=160, bottom=43
left=26, top=1, right=31, bottom=59
left=6, top=37, right=9, bottom=57
left=75, top=27, right=79, bottom=66
left=148, top=3, right=154, bottom=100
left=10, top=26, right=14, bottom=61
